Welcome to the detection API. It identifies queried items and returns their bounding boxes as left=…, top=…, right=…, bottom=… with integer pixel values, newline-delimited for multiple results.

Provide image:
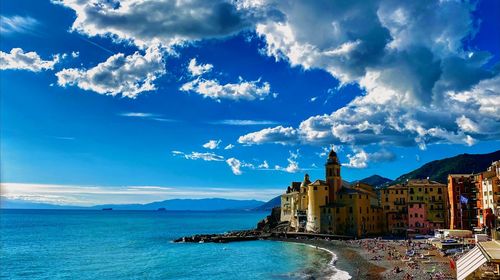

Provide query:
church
left=280, top=150, right=384, bottom=237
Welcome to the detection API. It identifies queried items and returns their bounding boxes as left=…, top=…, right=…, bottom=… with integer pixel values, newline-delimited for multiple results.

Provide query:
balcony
left=394, top=201, right=406, bottom=205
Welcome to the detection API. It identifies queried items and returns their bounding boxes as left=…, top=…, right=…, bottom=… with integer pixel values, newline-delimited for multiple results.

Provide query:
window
left=359, top=207, right=362, bottom=213
left=410, top=204, right=413, bottom=208
left=419, top=204, right=422, bottom=208
left=430, top=188, right=433, bottom=192
left=385, top=197, right=388, bottom=202
left=349, top=195, right=352, bottom=199
left=336, top=208, right=339, bottom=214
left=411, top=196, right=414, bottom=201
left=410, top=214, right=412, bottom=218
left=314, top=186, right=318, bottom=191
left=325, top=187, right=327, bottom=191
left=419, top=188, right=422, bottom=192
left=349, top=207, right=353, bottom=213
left=438, top=188, right=442, bottom=194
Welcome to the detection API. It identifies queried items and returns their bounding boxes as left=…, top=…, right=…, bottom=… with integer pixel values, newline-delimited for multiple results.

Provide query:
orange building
left=448, top=174, right=479, bottom=230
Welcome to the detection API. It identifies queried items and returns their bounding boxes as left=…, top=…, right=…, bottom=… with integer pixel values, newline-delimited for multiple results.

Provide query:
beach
left=277, top=237, right=455, bottom=280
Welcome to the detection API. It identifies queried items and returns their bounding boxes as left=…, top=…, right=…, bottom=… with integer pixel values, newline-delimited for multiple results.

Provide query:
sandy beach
left=276, top=237, right=455, bottom=280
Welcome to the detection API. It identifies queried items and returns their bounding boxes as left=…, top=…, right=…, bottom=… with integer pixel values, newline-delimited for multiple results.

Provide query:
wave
left=281, top=241, right=352, bottom=280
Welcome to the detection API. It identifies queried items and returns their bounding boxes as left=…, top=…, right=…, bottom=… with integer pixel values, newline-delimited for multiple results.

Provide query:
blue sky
left=1, top=0, right=499, bottom=205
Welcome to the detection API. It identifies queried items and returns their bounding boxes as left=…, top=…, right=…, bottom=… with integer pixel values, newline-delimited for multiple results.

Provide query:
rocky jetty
left=174, top=208, right=280, bottom=243
left=173, top=207, right=353, bottom=243
left=173, top=229, right=269, bottom=243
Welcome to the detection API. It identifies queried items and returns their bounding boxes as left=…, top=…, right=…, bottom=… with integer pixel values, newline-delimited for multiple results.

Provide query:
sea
left=0, top=209, right=351, bottom=280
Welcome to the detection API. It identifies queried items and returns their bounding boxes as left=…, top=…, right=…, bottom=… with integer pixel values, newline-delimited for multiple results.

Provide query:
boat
left=102, top=208, right=113, bottom=211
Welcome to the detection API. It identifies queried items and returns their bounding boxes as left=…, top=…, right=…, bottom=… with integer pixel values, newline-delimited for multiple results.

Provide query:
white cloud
left=210, top=119, right=279, bottom=126
left=238, top=0, right=499, bottom=149
left=275, top=150, right=300, bottom=173
left=188, top=58, right=213, bottom=76
left=0, top=183, right=282, bottom=205
left=120, top=112, right=157, bottom=118
left=56, top=46, right=166, bottom=98
left=238, top=125, right=298, bottom=145
left=344, top=149, right=369, bottom=169
left=54, top=0, right=277, bottom=49
left=0, top=48, right=60, bottom=72
left=226, top=158, right=243, bottom=175
left=203, top=140, right=222, bottom=150
left=119, top=112, right=176, bottom=122
left=258, top=160, right=269, bottom=169
left=224, top=144, right=235, bottom=150
left=172, top=151, right=224, bottom=161
left=0, top=15, right=39, bottom=35
left=343, top=148, right=396, bottom=169
left=180, top=76, right=275, bottom=101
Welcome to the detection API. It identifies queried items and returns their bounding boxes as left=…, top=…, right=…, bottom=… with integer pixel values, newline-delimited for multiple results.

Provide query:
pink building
left=408, top=203, right=432, bottom=234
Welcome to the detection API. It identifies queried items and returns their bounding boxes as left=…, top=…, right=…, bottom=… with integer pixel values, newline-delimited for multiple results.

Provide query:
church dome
left=301, top=173, right=311, bottom=187
left=326, top=149, right=339, bottom=164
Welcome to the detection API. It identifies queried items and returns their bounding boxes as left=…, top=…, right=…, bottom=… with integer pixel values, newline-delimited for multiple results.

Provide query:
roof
left=309, top=179, right=327, bottom=186
left=478, top=241, right=500, bottom=262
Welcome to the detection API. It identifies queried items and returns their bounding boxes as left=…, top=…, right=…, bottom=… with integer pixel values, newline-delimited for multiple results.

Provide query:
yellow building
left=280, top=149, right=383, bottom=237
left=379, top=179, right=447, bottom=236
left=380, top=184, right=408, bottom=235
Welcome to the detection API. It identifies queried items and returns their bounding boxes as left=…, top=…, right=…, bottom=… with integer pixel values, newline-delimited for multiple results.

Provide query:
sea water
left=0, top=209, right=350, bottom=279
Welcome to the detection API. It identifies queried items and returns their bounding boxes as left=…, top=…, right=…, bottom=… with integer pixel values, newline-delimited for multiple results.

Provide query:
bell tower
left=326, top=149, right=341, bottom=200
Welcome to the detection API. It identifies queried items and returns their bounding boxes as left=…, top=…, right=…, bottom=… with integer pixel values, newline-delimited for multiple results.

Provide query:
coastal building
left=380, top=184, right=408, bottom=235
left=407, top=179, right=447, bottom=233
left=448, top=174, right=479, bottom=230
left=475, top=172, right=485, bottom=226
left=481, top=161, right=500, bottom=218
left=380, top=179, right=447, bottom=235
left=280, top=150, right=383, bottom=237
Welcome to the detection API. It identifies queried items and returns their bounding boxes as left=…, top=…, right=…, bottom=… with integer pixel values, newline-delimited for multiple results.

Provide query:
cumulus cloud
left=180, top=76, right=275, bottom=101
left=343, top=148, right=396, bottom=169
left=172, top=151, right=224, bottom=161
left=188, top=58, right=213, bottom=76
left=0, top=15, right=39, bottom=35
left=239, top=0, right=500, bottom=149
left=203, top=140, right=222, bottom=150
left=0, top=48, right=60, bottom=72
left=238, top=125, right=298, bottom=145
left=56, top=46, right=165, bottom=98
left=53, top=0, right=499, bottom=147
left=54, top=0, right=280, bottom=49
